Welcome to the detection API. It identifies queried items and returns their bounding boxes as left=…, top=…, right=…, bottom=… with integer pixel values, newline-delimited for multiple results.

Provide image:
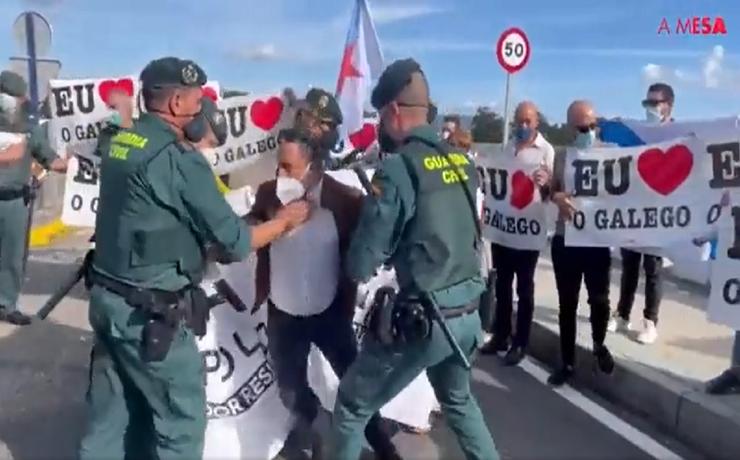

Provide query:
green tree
left=471, top=106, right=503, bottom=143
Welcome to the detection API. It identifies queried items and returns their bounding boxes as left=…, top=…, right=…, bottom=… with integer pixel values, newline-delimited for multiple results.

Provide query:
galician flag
left=335, top=0, right=384, bottom=154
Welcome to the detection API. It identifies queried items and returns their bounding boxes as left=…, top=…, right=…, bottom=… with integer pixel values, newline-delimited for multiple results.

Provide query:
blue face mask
left=515, top=126, right=533, bottom=143
left=574, top=130, right=596, bottom=149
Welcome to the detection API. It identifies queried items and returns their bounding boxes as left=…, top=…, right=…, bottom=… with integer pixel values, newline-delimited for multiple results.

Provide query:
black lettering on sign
left=572, top=211, right=585, bottom=229
left=71, top=194, right=82, bottom=211
left=594, top=209, right=608, bottom=230
left=572, top=159, right=599, bottom=197
left=266, top=136, right=277, bottom=150
left=247, top=143, right=258, bottom=156
left=482, top=206, right=491, bottom=225
left=708, top=142, right=740, bottom=189
left=530, top=220, right=541, bottom=235
left=476, top=167, right=486, bottom=195
left=722, top=278, right=740, bottom=305
left=224, top=148, right=234, bottom=163
left=90, top=197, right=99, bottom=214
left=505, top=216, right=515, bottom=233
left=626, top=208, right=642, bottom=229
left=257, top=139, right=268, bottom=153
left=237, top=146, right=248, bottom=160
left=487, top=168, right=507, bottom=200
left=74, top=156, right=99, bottom=185
left=707, top=204, right=722, bottom=225
left=50, top=84, right=96, bottom=117
left=675, top=206, right=691, bottom=227
left=61, top=128, right=71, bottom=143
left=644, top=207, right=658, bottom=228
left=603, top=157, right=631, bottom=195
left=728, top=206, right=740, bottom=260
left=609, top=209, right=627, bottom=229
left=227, top=106, right=248, bottom=138
left=75, top=122, right=102, bottom=141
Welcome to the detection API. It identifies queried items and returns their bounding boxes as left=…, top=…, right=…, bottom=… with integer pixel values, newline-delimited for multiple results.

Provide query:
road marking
left=519, top=358, right=684, bottom=460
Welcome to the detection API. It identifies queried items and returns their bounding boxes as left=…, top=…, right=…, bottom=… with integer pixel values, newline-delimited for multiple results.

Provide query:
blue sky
left=0, top=0, right=738, bottom=122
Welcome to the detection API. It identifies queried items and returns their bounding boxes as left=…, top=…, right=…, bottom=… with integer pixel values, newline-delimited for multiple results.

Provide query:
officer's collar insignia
left=318, top=94, right=329, bottom=109
left=182, top=64, right=199, bottom=85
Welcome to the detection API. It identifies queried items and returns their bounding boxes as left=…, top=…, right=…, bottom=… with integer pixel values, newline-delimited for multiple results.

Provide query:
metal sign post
left=12, top=11, right=55, bottom=125
left=495, top=27, right=531, bottom=145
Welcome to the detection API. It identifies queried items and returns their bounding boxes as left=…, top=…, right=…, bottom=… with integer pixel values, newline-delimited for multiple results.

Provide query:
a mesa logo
left=658, top=17, right=727, bottom=35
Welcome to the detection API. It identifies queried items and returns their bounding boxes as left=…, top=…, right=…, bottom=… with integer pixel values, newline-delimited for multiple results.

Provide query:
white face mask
left=645, top=107, right=663, bottom=124
left=0, top=93, right=18, bottom=114
left=200, top=147, right=216, bottom=159
left=276, top=176, right=305, bottom=205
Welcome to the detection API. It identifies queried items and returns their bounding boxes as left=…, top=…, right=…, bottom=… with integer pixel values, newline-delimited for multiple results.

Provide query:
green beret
left=140, top=57, right=207, bottom=90
left=201, top=97, right=228, bottom=146
left=300, top=88, right=343, bottom=125
left=0, top=71, right=27, bottom=98
left=371, top=58, right=423, bottom=110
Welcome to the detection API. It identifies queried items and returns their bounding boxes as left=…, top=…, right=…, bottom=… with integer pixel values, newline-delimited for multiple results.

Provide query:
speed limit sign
left=496, top=27, right=530, bottom=74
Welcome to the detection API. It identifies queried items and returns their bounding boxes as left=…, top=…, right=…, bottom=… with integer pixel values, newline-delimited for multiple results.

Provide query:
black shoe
left=504, top=346, right=525, bottom=366
left=706, top=370, right=740, bottom=395
left=0, top=308, right=31, bottom=326
left=547, top=366, right=574, bottom=387
left=594, top=345, right=615, bottom=375
left=480, top=338, right=509, bottom=355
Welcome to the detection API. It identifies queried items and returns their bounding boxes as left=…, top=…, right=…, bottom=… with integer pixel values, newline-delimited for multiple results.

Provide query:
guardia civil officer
left=78, top=57, right=310, bottom=459
left=293, top=88, right=343, bottom=168
left=329, top=58, right=499, bottom=460
left=0, top=70, right=67, bottom=326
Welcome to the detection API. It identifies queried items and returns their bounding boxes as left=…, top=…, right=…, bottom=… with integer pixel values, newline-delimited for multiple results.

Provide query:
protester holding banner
left=548, top=100, right=615, bottom=386
left=481, top=101, right=554, bottom=366
left=245, top=127, right=398, bottom=459
left=610, top=83, right=676, bottom=344
left=0, top=70, right=67, bottom=326
left=78, top=57, right=310, bottom=460
left=330, top=58, right=498, bottom=460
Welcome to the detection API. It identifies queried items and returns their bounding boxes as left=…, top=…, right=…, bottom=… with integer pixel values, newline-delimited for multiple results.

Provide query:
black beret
left=140, top=57, right=207, bottom=90
left=298, top=88, right=343, bottom=125
left=371, top=58, right=423, bottom=110
left=201, top=97, right=228, bottom=146
left=0, top=71, right=27, bottom=98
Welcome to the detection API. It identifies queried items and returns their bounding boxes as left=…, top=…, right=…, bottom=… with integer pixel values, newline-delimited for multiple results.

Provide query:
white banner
left=477, top=154, right=550, bottom=251
left=197, top=169, right=437, bottom=459
left=203, top=93, right=290, bottom=175
left=48, top=76, right=140, bottom=158
left=61, top=155, right=100, bottom=227
left=708, top=206, right=740, bottom=330
left=564, top=136, right=724, bottom=247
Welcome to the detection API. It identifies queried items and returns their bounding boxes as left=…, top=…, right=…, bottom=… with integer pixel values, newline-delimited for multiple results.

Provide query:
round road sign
left=496, top=27, right=530, bottom=74
left=12, top=11, right=53, bottom=56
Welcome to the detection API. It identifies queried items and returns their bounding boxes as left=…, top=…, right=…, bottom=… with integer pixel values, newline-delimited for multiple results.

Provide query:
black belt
left=440, top=302, right=478, bottom=319
left=0, top=187, right=26, bottom=201
left=88, top=270, right=184, bottom=308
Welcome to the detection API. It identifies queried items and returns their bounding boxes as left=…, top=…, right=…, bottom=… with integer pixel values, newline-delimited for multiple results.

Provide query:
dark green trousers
left=330, top=311, right=499, bottom=460
left=79, top=285, right=206, bottom=460
left=0, top=197, right=27, bottom=310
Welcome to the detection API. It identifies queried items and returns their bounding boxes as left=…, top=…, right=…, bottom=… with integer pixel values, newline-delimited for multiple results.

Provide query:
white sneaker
left=607, top=312, right=631, bottom=333
left=637, top=319, right=658, bottom=344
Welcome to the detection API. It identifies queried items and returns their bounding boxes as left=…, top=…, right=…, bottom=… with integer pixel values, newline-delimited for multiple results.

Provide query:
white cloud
left=385, top=39, right=489, bottom=54
left=540, top=48, right=706, bottom=58
left=641, top=45, right=739, bottom=92
left=370, top=4, right=447, bottom=25
left=235, top=44, right=280, bottom=61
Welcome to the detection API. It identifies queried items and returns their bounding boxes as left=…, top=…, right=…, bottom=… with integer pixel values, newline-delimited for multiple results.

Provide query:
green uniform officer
left=78, top=57, right=310, bottom=460
left=0, top=70, right=67, bottom=326
left=293, top=87, right=342, bottom=168
left=330, top=59, right=499, bottom=460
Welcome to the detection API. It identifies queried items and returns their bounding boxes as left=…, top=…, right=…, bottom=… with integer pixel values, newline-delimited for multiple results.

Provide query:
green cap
left=140, top=57, right=207, bottom=90
left=298, top=88, right=343, bottom=125
left=0, top=71, right=27, bottom=98
left=371, top=58, right=427, bottom=110
left=201, top=97, right=228, bottom=146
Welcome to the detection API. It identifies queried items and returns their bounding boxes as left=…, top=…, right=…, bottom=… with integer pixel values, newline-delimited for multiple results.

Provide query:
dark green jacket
left=346, top=124, right=483, bottom=308
left=0, top=122, right=57, bottom=189
left=93, top=113, right=251, bottom=291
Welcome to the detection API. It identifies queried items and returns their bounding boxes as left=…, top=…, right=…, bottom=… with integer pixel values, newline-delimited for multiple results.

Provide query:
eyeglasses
left=641, top=99, right=667, bottom=108
left=575, top=123, right=597, bottom=133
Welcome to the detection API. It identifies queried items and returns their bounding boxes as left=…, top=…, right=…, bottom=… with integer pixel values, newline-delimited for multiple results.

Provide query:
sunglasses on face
left=641, top=99, right=666, bottom=108
left=575, top=123, right=597, bottom=133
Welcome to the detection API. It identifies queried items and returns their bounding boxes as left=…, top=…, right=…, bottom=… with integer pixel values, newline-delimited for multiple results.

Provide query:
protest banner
left=61, top=154, right=100, bottom=227
left=477, top=153, right=550, bottom=250
left=707, top=206, right=740, bottom=330
left=197, top=168, right=438, bottom=458
left=48, top=76, right=140, bottom=158
left=563, top=136, right=725, bottom=247
left=203, top=93, right=290, bottom=175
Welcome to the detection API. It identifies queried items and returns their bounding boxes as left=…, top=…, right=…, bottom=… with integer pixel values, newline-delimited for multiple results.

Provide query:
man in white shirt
left=480, top=101, right=554, bottom=365
left=246, top=129, right=398, bottom=460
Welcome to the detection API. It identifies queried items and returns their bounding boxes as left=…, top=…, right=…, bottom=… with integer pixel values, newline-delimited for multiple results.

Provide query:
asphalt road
left=0, top=246, right=701, bottom=460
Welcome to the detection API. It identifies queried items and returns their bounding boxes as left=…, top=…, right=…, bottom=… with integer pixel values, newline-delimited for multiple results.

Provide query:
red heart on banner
left=349, top=123, right=377, bottom=150
left=250, top=97, right=284, bottom=131
left=510, top=170, right=535, bottom=210
left=637, top=144, right=693, bottom=196
left=202, top=86, right=218, bottom=102
left=98, top=78, right=134, bottom=106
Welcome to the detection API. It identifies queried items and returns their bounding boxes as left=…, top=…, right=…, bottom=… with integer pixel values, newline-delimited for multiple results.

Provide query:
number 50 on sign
left=496, top=27, right=531, bottom=74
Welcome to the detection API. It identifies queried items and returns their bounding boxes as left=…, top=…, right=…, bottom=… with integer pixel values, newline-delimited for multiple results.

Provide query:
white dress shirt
left=269, top=179, right=341, bottom=316
left=504, top=131, right=555, bottom=170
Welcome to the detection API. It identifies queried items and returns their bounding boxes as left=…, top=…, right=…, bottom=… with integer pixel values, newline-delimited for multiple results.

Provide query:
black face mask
left=183, top=114, right=207, bottom=143
left=377, top=120, right=397, bottom=153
